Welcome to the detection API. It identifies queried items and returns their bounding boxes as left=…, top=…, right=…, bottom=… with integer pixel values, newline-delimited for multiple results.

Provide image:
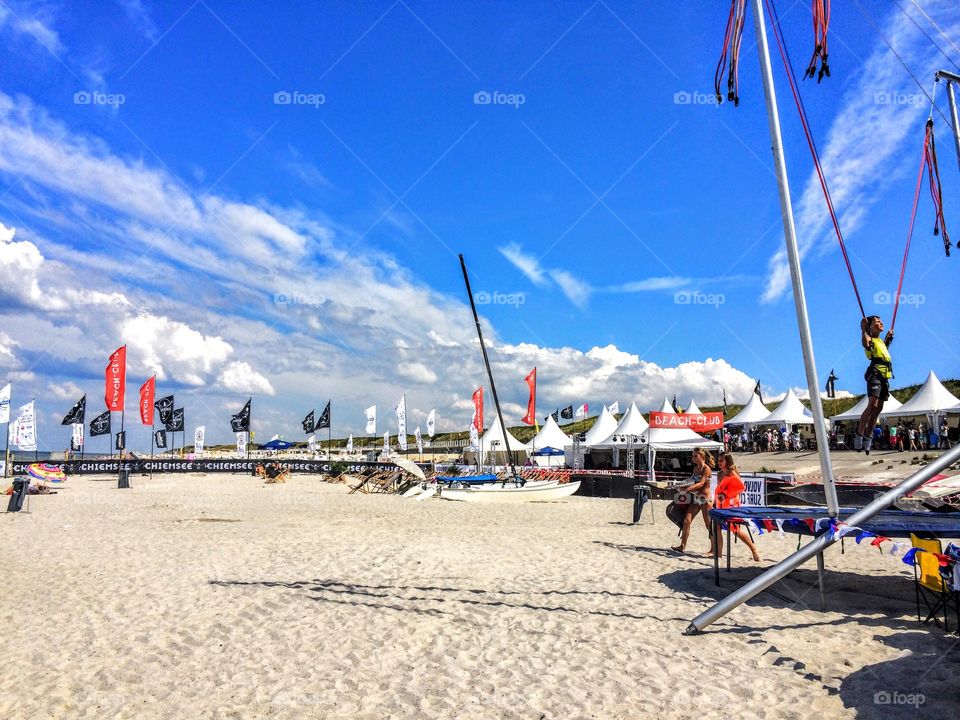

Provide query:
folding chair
left=911, top=533, right=958, bottom=632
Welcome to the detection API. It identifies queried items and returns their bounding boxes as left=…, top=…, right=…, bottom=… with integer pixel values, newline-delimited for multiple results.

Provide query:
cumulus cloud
left=217, top=361, right=275, bottom=396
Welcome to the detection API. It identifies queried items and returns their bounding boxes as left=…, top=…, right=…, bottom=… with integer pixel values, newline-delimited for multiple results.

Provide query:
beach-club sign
left=649, top=411, right=723, bottom=432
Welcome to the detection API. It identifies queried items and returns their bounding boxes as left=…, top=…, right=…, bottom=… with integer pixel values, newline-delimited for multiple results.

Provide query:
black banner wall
left=11, top=459, right=419, bottom=476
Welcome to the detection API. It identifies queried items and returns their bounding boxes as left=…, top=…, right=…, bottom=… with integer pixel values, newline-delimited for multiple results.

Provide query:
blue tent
left=533, top=447, right=565, bottom=456
left=260, top=439, right=295, bottom=450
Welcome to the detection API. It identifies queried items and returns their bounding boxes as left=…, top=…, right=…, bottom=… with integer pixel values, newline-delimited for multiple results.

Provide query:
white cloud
left=49, top=380, right=83, bottom=400
left=0, top=330, right=17, bottom=368
left=499, top=243, right=548, bottom=286
left=762, top=0, right=960, bottom=302
left=217, top=361, right=275, bottom=396
left=0, top=5, right=64, bottom=55
left=549, top=268, right=592, bottom=308
left=397, top=362, right=438, bottom=384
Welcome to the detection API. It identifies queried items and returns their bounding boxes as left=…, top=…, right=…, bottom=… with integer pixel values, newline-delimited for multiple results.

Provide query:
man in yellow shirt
left=855, top=315, right=894, bottom=455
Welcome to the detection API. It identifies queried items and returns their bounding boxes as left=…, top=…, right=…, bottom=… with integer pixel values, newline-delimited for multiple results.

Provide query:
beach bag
left=666, top=500, right=688, bottom=529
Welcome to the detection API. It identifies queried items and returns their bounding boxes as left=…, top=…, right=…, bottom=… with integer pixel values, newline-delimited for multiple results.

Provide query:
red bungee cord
left=715, top=0, right=747, bottom=106
left=804, top=1, right=831, bottom=82
left=922, top=119, right=952, bottom=256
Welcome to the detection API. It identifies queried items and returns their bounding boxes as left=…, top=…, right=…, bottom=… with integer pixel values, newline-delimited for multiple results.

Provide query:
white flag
left=575, top=403, right=588, bottom=418
left=194, top=426, right=205, bottom=454
left=469, top=424, right=479, bottom=449
left=0, top=383, right=10, bottom=424
left=382, top=431, right=389, bottom=455
left=307, top=435, right=316, bottom=452
left=607, top=401, right=619, bottom=415
left=426, top=408, right=436, bottom=437
left=10, top=401, right=36, bottom=451
left=236, top=431, right=248, bottom=456
left=346, top=434, right=353, bottom=452
left=415, top=426, right=423, bottom=454
left=365, top=405, right=377, bottom=434
left=72, top=422, right=84, bottom=449
left=396, top=395, right=407, bottom=451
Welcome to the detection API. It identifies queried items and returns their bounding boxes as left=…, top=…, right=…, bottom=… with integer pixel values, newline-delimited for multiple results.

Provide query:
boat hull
left=441, top=481, right=580, bottom=503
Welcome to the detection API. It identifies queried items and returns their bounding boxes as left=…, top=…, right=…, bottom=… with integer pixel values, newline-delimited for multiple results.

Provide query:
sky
left=0, top=0, right=958, bottom=451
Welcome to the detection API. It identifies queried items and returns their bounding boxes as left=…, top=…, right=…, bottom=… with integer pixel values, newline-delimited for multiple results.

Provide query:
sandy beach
left=3, top=470, right=958, bottom=719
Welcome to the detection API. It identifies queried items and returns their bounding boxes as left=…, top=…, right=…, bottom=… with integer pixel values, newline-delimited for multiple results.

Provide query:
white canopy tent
left=830, top=394, right=903, bottom=423
left=465, top=416, right=528, bottom=466
left=644, top=399, right=724, bottom=450
left=583, top=406, right=619, bottom=447
left=725, top=393, right=771, bottom=426
left=525, top=415, right=572, bottom=449
left=755, top=389, right=814, bottom=426
left=883, top=371, right=960, bottom=420
left=683, top=399, right=702, bottom=415
left=592, top=402, right=649, bottom=447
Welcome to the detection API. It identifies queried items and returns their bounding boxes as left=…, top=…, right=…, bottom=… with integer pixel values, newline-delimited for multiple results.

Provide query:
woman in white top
left=671, top=448, right=716, bottom=555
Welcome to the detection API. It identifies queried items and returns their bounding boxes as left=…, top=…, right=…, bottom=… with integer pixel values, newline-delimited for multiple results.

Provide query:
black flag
left=560, top=405, right=573, bottom=420
left=90, top=410, right=111, bottom=437
left=61, top=395, right=86, bottom=425
left=722, top=388, right=728, bottom=415
left=154, top=429, right=167, bottom=448
left=115, top=431, right=126, bottom=450
left=826, top=370, right=838, bottom=399
left=551, top=409, right=559, bottom=422
left=302, top=410, right=315, bottom=434
left=672, top=394, right=679, bottom=413
left=166, top=408, right=184, bottom=432
left=155, top=395, right=174, bottom=425
left=316, top=400, right=331, bottom=430
left=754, top=380, right=764, bottom=405
left=231, top=398, right=251, bottom=431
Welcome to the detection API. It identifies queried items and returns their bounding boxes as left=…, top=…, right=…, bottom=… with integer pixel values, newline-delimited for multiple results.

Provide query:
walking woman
left=713, top=453, right=761, bottom=561
left=672, top=448, right=715, bottom=555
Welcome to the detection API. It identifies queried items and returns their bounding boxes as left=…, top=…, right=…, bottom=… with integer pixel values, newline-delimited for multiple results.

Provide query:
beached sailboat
left=443, top=254, right=580, bottom=503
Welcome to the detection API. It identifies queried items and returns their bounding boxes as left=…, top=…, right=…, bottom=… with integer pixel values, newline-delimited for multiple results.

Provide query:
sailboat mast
left=458, top=254, right=519, bottom=480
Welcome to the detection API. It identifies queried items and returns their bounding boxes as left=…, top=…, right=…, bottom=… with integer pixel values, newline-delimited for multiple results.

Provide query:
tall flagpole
left=2, top=380, right=9, bottom=478
left=247, top=399, right=252, bottom=460
left=327, top=400, right=331, bottom=461
left=33, top=396, right=38, bottom=464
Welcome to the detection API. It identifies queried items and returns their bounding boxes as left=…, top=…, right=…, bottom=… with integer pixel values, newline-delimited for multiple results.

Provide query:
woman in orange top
left=713, top=453, right=760, bottom=561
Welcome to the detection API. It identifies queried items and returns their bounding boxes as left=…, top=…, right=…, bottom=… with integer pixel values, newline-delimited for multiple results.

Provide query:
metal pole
left=686, top=441, right=960, bottom=633
left=749, top=0, right=838, bottom=516
left=937, top=72, right=960, bottom=172
left=458, top=254, right=519, bottom=481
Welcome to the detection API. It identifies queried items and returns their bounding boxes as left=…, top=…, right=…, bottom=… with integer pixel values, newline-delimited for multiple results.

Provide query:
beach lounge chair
left=369, top=471, right=400, bottom=493
left=911, top=533, right=959, bottom=632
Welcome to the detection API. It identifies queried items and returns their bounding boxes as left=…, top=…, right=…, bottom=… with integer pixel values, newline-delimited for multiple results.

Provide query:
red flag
left=139, top=376, right=156, bottom=425
left=522, top=368, right=536, bottom=425
left=472, top=387, right=484, bottom=432
left=105, top=345, right=127, bottom=411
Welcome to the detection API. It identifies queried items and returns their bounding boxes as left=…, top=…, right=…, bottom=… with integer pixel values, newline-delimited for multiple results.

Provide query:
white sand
left=2, top=472, right=958, bottom=719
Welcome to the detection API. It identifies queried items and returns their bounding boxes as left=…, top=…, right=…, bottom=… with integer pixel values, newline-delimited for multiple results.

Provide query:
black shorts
left=865, top=370, right=890, bottom=402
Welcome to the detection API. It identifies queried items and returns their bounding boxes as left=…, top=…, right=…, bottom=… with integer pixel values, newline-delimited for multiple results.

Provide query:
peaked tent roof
left=830, top=394, right=903, bottom=422
left=725, top=393, right=772, bottom=426
left=643, top=398, right=722, bottom=450
left=583, top=406, right=619, bottom=447
left=684, top=399, right=702, bottom=415
left=883, top=371, right=960, bottom=417
left=756, top=389, right=814, bottom=425
left=477, top=415, right=528, bottom=453
left=594, top=402, right=650, bottom=447
left=526, top=414, right=572, bottom=449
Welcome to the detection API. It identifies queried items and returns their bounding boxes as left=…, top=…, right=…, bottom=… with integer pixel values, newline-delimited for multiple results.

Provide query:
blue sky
left=0, top=0, right=958, bottom=450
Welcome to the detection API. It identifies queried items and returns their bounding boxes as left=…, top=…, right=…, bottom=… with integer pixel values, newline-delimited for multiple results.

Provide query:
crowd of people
left=833, top=418, right=956, bottom=452
left=720, top=427, right=808, bottom=453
